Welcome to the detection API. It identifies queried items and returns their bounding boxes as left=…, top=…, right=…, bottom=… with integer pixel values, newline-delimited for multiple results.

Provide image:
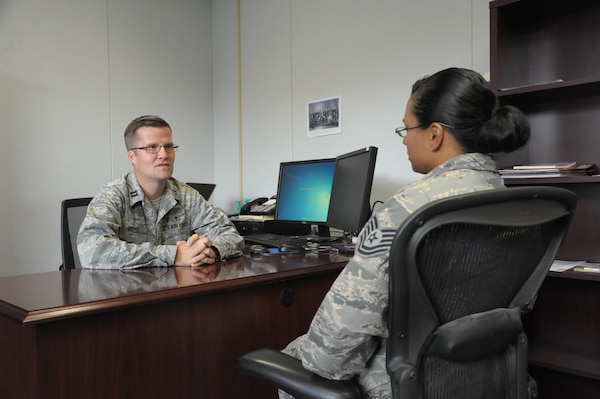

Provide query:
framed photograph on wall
left=307, top=96, right=341, bottom=137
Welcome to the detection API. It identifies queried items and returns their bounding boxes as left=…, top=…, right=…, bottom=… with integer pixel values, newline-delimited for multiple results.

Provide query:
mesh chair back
left=418, top=223, right=553, bottom=323
left=60, top=197, right=93, bottom=270
left=387, top=186, right=577, bottom=399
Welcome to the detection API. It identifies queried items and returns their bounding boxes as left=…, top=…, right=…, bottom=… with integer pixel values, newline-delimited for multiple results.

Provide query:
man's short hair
left=124, top=115, right=171, bottom=150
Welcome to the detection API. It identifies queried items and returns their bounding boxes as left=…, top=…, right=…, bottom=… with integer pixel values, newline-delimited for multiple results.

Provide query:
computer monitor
left=327, top=146, right=378, bottom=236
left=274, top=158, right=336, bottom=230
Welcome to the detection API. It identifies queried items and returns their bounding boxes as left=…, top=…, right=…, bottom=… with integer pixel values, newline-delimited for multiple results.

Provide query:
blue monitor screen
left=275, top=159, right=336, bottom=224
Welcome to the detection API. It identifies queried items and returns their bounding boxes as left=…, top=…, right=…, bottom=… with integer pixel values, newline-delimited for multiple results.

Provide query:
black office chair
left=237, top=186, right=577, bottom=399
left=186, top=182, right=216, bottom=200
left=59, top=197, right=93, bottom=270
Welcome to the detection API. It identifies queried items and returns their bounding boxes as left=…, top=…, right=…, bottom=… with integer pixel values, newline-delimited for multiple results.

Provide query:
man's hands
left=174, top=234, right=217, bottom=268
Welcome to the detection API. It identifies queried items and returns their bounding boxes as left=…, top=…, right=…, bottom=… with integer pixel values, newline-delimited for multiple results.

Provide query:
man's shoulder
left=93, top=173, right=134, bottom=206
left=166, top=177, right=187, bottom=191
left=166, top=178, right=203, bottom=201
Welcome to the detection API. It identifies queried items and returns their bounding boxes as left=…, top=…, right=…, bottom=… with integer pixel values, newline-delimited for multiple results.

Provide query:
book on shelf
left=499, top=162, right=598, bottom=178
left=512, top=161, right=577, bottom=170
left=573, top=262, right=600, bottom=273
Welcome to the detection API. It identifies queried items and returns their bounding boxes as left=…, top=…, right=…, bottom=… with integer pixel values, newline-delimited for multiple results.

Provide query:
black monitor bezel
left=326, top=146, right=378, bottom=236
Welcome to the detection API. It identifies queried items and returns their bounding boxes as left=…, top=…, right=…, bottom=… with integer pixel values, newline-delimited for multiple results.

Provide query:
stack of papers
left=499, top=162, right=598, bottom=178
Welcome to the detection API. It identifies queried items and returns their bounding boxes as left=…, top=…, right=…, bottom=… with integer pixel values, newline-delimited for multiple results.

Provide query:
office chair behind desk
left=237, top=186, right=577, bottom=399
left=186, top=182, right=216, bottom=200
left=59, top=197, right=93, bottom=270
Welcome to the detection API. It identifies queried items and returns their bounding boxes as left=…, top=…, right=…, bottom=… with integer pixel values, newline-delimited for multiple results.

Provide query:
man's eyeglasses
left=129, top=144, right=179, bottom=154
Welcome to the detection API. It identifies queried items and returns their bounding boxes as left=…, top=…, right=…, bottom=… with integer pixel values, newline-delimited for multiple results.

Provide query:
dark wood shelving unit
left=490, top=0, right=600, bottom=397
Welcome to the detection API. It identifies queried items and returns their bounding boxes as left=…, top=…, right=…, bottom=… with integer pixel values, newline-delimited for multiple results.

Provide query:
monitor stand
left=318, top=224, right=330, bottom=238
left=304, top=225, right=338, bottom=243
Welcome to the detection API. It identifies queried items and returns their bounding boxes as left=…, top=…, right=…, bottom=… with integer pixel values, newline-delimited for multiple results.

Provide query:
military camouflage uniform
left=77, top=172, right=244, bottom=269
left=280, top=153, right=506, bottom=399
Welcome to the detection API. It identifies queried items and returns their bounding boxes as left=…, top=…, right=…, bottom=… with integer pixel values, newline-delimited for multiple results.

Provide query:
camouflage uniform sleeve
left=280, top=187, right=420, bottom=387
left=189, top=197, right=244, bottom=260
left=282, top=257, right=388, bottom=380
left=282, top=204, right=408, bottom=381
left=77, top=190, right=176, bottom=269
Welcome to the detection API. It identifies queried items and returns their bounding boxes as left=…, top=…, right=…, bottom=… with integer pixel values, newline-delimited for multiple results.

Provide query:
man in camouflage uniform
left=280, top=153, right=506, bottom=399
left=77, top=115, right=243, bottom=269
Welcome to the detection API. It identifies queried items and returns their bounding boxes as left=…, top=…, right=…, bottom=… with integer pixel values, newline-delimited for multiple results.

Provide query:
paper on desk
left=550, top=260, right=586, bottom=272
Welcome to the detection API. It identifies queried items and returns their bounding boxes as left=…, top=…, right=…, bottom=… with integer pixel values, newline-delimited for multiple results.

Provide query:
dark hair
left=124, top=115, right=171, bottom=150
left=411, top=67, right=529, bottom=154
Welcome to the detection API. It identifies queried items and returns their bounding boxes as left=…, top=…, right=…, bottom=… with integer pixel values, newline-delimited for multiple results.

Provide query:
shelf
left=548, top=269, right=600, bottom=283
left=491, top=0, right=600, bottom=93
left=502, top=176, right=600, bottom=185
left=497, top=77, right=600, bottom=100
left=528, top=347, right=600, bottom=381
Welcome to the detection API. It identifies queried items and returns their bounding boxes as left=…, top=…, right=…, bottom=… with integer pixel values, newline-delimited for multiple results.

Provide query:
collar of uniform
left=163, top=178, right=181, bottom=207
left=429, top=153, right=496, bottom=178
left=125, top=171, right=144, bottom=207
left=125, top=172, right=181, bottom=208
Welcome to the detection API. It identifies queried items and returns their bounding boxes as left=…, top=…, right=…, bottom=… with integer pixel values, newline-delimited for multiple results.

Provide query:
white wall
left=214, top=0, right=490, bottom=211
left=0, top=0, right=213, bottom=277
left=0, top=0, right=490, bottom=277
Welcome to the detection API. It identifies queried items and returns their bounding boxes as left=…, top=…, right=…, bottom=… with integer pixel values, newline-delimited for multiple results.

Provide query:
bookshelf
left=490, top=0, right=600, bottom=397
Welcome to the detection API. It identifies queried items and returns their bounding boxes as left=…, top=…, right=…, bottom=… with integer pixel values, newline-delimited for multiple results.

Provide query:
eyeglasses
left=395, top=125, right=423, bottom=138
left=129, top=144, right=179, bottom=154
left=395, top=122, right=455, bottom=138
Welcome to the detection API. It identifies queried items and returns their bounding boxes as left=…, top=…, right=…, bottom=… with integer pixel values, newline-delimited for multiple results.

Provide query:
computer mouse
left=249, top=244, right=269, bottom=254
left=278, top=244, right=303, bottom=253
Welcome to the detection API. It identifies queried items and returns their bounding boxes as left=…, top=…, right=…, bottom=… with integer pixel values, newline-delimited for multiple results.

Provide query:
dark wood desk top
left=0, top=251, right=350, bottom=325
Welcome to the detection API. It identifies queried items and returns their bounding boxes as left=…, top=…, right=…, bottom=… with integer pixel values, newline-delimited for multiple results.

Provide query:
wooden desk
left=0, top=252, right=349, bottom=399
left=523, top=270, right=600, bottom=399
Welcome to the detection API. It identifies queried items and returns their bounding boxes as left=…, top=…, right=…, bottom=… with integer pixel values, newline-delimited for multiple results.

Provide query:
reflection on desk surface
left=0, top=252, right=350, bottom=319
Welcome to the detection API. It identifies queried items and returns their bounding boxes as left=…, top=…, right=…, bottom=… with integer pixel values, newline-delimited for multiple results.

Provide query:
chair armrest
left=237, top=348, right=362, bottom=399
left=428, top=307, right=522, bottom=362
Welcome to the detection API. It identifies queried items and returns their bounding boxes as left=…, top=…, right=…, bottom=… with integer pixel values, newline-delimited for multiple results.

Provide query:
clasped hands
left=174, top=233, right=217, bottom=268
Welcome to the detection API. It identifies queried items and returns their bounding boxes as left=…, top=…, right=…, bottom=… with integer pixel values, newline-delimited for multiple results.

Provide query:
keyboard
left=329, top=241, right=356, bottom=255
left=244, top=233, right=353, bottom=254
left=244, top=233, right=309, bottom=249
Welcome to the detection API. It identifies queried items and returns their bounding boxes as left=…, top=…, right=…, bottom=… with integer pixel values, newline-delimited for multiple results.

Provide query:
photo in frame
left=307, top=96, right=341, bottom=137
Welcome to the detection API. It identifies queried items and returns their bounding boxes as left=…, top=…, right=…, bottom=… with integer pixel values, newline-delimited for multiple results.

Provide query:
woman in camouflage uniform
left=280, top=68, right=531, bottom=399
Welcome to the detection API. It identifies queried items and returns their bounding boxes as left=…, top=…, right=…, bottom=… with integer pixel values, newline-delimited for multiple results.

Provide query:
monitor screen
left=275, top=158, right=336, bottom=225
left=327, top=146, right=378, bottom=236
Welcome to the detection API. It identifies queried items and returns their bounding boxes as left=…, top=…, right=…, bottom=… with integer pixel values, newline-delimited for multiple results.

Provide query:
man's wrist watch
left=211, top=246, right=222, bottom=262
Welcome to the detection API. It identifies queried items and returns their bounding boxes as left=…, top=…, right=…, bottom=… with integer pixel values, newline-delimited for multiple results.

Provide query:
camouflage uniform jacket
left=77, top=172, right=244, bottom=269
left=280, top=153, right=506, bottom=399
